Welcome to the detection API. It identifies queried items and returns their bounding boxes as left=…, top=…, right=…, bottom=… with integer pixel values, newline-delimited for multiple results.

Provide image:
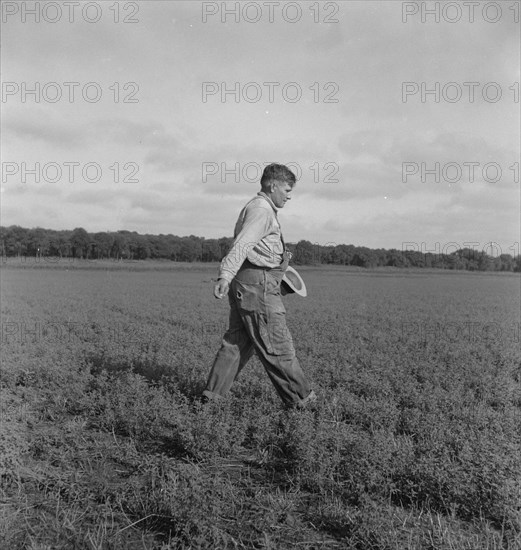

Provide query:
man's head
left=260, top=163, right=296, bottom=209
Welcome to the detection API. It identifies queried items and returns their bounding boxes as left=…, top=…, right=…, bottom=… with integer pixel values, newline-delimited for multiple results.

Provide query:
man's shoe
left=295, top=390, right=318, bottom=409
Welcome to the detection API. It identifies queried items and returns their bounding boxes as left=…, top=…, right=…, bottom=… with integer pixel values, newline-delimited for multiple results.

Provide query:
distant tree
left=387, top=249, right=410, bottom=267
left=202, top=239, right=220, bottom=262
left=179, top=236, right=203, bottom=262
left=92, top=232, right=114, bottom=259
left=123, top=231, right=140, bottom=260
left=111, top=233, right=129, bottom=260
left=446, top=254, right=466, bottom=270
left=2, top=225, right=28, bottom=257
left=26, top=227, right=50, bottom=258
left=168, top=235, right=183, bottom=261
left=56, top=231, right=72, bottom=258
left=404, top=250, right=424, bottom=268
left=70, top=227, right=90, bottom=259
left=430, top=253, right=447, bottom=269
left=352, top=247, right=378, bottom=268
left=294, top=240, right=316, bottom=265
left=331, top=244, right=355, bottom=265
left=148, top=235, right=170, bottom=259
left=495, top=254, right=514, bottom=272
left=134, top=234, right=151, bottom=260
left=318, top=244, right=335, bottom=264
left=218, top=237, right=233, bottom=259
left=477, top=251, right=492, bottom=271
left=514, top=256, right=521, bottom=272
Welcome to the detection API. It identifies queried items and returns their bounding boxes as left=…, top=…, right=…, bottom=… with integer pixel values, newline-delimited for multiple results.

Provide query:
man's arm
left=218, top=204, right=270, bottom=286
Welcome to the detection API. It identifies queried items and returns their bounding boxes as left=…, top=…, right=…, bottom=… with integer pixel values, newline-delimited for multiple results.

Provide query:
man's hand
left=214, top=278, right=229, bottom=299
left=280, top=250, right=293, bottom=272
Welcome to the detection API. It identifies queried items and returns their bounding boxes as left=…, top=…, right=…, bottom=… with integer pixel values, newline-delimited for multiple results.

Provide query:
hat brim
left=281, top=266, right=307, bottom=297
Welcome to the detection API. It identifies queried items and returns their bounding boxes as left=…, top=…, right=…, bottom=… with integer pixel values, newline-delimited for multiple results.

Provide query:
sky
left=1, top=0, right=520, bottom=254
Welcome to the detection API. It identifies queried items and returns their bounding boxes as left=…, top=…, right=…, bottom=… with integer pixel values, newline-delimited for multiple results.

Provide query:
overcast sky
left=1, top=1, right=519, bottom=253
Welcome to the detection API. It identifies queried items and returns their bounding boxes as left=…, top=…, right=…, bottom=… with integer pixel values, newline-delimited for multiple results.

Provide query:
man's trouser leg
left=203, top=295, right=255, bottom=401
left=204, top=267, right=314, bottom=407
left=235, top=268, right=313, bottom=407
left=238, top=271, right=312, bottom=407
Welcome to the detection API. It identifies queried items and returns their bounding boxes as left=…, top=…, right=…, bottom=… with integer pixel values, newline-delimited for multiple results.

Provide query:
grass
left=1, top=262, right=520, bottom=548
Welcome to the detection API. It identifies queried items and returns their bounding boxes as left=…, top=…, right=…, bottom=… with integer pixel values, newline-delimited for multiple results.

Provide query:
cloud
left=3, top=111, right=88, bottom=148
left=95, top=119, right=160, bottom=147
left=65, top=188, right=122, bottom=207
left=304, top=23, right=344, bottom=53
left=337, top=129, right=519, bottom=195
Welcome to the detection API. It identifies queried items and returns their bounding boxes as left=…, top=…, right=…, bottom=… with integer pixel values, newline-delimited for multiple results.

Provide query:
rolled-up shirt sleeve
left=219, top=205, right=270, bottom=283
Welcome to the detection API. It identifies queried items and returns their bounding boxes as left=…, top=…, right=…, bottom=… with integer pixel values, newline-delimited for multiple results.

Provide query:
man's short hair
left=260, top=163, right=296, bottom=189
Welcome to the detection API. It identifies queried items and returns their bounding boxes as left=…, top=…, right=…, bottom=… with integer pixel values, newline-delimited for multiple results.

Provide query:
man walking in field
left=203, top=163, right=316, bottom=408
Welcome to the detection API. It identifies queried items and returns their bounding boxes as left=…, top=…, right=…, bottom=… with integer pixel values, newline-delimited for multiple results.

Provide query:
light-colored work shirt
left=219, top=192, right=284, bottom=283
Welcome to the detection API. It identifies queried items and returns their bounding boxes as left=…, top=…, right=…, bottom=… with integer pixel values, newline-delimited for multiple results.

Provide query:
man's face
left=270, top=181, right=293, bottom=208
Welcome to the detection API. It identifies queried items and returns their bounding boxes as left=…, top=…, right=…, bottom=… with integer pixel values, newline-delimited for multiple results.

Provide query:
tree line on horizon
left=1, top=225, right=519, bottom=272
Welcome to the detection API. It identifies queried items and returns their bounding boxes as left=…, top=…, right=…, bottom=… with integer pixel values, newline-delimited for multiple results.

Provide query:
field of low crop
left=1, top=260, right=520, bottom=549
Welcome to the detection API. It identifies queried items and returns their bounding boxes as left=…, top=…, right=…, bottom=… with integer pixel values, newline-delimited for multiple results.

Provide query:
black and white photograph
left=1, top=1, right=520, bottom=548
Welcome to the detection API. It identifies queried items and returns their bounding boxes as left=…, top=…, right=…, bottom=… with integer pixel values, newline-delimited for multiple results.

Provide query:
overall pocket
left=263, top=271, right=286, bottom=314
left=233, top=280, right=261, bottom=311
left=264, top=270, right=285, bottom=296
left=262, top=310, right=294, bottom=356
